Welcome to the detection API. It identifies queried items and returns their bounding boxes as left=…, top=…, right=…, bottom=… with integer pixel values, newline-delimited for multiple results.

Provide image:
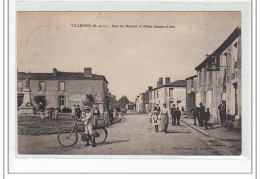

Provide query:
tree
left=118, top=95, right=129, bottom=109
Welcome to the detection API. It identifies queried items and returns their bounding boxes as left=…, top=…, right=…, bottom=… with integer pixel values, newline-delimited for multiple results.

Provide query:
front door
left=59, top=96, right=65, bottom=110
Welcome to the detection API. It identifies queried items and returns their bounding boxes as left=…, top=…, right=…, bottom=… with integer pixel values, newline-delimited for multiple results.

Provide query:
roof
left=185, top=75, right=197, bottom=80
left=195, top=25, right=241, bottom=71
left=17, top=71, right=108, bottom=83
left=149, top=80, right=186, bottom=91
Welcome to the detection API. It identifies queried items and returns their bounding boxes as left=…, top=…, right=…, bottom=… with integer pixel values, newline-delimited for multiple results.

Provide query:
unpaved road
left=18, top=114, right=222, bottom=155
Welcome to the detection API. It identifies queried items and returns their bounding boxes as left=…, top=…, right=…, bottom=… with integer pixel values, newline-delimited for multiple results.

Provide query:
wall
left=18, top=79, right=107, bottom=113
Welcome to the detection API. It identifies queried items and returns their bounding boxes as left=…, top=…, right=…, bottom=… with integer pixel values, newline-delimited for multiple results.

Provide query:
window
left=39, top=81, right=46, bottom=91
left=59, top=81, right=65, bottom=91
left=59, top=96, right=65, bottom=106
left=169, top=88, right=173, bottom=97
left=154, top=91, right=156, bottom=99
left=157, top=90, right=159, bottom=98
left=17, top=81, right=23, bottom=91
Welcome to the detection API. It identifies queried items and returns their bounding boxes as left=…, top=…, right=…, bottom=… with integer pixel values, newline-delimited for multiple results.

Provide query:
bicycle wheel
left=58, top=128, right=78, bottom=147
left=93, top=127, right=107, bottom=144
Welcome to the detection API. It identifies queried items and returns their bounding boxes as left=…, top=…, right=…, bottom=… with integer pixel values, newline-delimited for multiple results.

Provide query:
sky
left=17, top=12, right=241, bottom=102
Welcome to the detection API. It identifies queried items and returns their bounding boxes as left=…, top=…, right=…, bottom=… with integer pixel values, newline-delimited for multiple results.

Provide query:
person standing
left=170, top=104, right=177, bottom=126
left=54, top=108, right=59, bottom=121
left=93, top=106, right=100, bottom=127
left=204, top=108, right=213, bottom=130
left=199, top=103, right=205, bottom=127
left=49, top=107, right=53, bottom=120
left=108, top=106, right=114, bottom=123
left=160, top=103, right=169, bottom=134
left=190, top=105, right=198, bottom=125
left=81, top=106, right=96, bottom=147
left=71, top=104, right=76, bottom=119
left=76, top=105, right=81, bottom=119
left=103, top=109, right=109, bottom=124
left=175, top=107, right=182, bottom=126
left=218, top=101, right=226, bottom=124
left=148, top=110, right=153, bottom=123
left=181, top=106, right=185, bottom=115
left=153, top=105, right=160, bottom=132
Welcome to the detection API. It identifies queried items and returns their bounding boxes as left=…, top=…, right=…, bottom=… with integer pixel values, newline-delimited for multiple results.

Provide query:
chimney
left=159, top=77, right=163, bottom=86
left=53, top=68, right=57, bottom=76
left=84, top=67, right=92, bottom=77
left=148, top=86, right=153, bottom=91
left=165, top=77, right=170, bottom=84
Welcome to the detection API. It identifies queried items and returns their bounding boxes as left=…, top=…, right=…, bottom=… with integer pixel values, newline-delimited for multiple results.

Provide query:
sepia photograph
left=17, top=11, right=242, bottom=156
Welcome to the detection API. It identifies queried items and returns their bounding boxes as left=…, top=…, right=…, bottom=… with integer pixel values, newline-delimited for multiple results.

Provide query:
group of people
left=148, top=103, right=183, bottom=134
left=190, top=103, right=212, bottom=130
left=39, top=106, right=59, bottom=122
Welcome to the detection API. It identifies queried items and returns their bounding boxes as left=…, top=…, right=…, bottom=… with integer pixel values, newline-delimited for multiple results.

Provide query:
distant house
left=149, top=77, right=186, bottom=111
left=135, top=89, right=149, bottom=113
left=126, top=102, right=135, bottom=111
left=17, top=67, right=109, bottom=113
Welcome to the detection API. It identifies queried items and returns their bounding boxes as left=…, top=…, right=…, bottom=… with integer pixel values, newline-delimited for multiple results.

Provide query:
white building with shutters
left=195, top=25, right=241, bottom=123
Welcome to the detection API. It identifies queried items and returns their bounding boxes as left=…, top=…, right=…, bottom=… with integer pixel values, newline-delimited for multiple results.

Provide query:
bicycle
left=58, top=120, right=108, bottom=147
left=221, top=114, right=241, bottom=132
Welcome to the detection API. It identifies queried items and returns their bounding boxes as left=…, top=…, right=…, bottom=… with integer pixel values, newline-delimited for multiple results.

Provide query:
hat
left=85, top=106, right=90, bottom=109
left=163, top=103, right=167, bottom=105
left=199, top=103, right=202, bottom=105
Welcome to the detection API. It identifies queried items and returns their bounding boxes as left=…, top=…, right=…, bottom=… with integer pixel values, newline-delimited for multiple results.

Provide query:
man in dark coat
left=218, top=101, right=226, bottom=124
left=108, top=106, right=114, bottom=123
left=175, top=107, right=182, bottom=126
left=170, top=104, right=177, bottom=126
left=199, top=103, right=205, bottom=127
left=190, top=105, right=198, bottom=125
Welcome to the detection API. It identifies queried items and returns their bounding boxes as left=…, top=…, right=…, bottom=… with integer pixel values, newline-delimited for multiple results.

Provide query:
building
left=107, top=92, right=119, bottom=109
left=195, top=25, right=241, bottom=123
left=149, top=77, right=186, bottom=111
left=185, top=75, right=198, bottom=118
left=126, top=102, right=135, bottom=112
left=135, top=90, right=149, bottom=113
left=17, top=67, right=109, bottom=113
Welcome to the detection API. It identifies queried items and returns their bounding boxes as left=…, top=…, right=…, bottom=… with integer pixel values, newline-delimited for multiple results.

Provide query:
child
left=54, top=108, right=59, bottom=121
left=40, top=111, right=45, bottom=122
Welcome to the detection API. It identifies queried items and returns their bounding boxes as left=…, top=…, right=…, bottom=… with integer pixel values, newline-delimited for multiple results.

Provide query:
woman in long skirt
left=160, top=103, right=169, bottom=134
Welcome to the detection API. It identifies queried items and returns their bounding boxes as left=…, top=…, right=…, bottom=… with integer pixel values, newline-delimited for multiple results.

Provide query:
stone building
left=17, top=67, right=109, bottom=113
left=149, top=77, right=186, bottom=111
left=135, top=90, right=149, bottom=113
left=195, top=25, right=241, bottom=123
left=185, top=75, right=198, bottom=118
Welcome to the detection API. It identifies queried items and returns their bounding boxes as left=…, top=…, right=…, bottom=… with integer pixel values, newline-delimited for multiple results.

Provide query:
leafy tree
left=118, top=95, right=129, bottom=109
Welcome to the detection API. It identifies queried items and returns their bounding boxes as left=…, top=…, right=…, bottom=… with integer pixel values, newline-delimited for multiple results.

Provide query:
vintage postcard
left=16, top=11, right=244, bottom=156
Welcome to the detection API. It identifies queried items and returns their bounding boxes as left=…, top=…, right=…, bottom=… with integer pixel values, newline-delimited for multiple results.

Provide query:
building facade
left=149, top=78, right=186, bottom=111
left=135, top=91, right=149, bottom=113
left=17, top=68, right=109, bottom=113
left=194, top=25, right=241, bottom=123
left=185, top=75, right=198, bottom=118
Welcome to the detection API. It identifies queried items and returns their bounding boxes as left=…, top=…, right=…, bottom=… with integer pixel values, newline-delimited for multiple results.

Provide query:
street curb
left=181, top=120, right=216, bottom=142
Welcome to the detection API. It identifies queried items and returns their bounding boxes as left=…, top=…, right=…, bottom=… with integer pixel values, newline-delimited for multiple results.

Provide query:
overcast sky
left=17, top=12, right=241, bottom=101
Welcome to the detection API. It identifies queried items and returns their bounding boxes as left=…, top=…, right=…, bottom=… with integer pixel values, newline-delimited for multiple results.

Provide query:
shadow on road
left=100, top=139, right=130, bottom=146
left=166, top=130, right=191, bottom=134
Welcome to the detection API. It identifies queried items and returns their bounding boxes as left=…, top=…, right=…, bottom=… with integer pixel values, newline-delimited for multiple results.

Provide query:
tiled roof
left=17, top=71, right=108, bottom=83
left=185, top=75, right=197, bottom=80
left=149, top=80, right=186, bottom=91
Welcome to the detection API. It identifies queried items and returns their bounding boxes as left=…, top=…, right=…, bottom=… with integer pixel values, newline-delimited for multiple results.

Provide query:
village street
left=18, top=114, right=241, bottom=155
